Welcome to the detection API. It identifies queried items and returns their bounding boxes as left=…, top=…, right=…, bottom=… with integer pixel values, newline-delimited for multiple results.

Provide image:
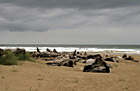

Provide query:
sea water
left=0, top=44, right=140, bottom=54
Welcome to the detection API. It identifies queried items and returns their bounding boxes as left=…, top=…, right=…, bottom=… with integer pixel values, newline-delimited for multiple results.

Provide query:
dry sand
left=0, top=54, right=140, bottom=91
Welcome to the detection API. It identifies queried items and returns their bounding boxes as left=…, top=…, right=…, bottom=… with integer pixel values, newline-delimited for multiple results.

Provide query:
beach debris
left=83, top=58, right=110, bottom=73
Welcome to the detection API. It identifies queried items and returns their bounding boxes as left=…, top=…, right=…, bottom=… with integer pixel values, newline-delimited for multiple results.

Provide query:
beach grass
left=0, top=50, right=17, bottom=65
left=0, top=50, right=34, bottom=66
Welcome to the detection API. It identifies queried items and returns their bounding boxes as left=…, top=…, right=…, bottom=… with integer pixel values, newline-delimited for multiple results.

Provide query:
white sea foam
left=0, top=46, right=140, bottom=54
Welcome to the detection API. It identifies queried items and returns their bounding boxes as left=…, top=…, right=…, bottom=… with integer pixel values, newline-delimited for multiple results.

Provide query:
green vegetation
left=75, top=80, right=78, bottom=83
left=11, top=66, right=18, bottom=72
left=16, top=52, right=34, bottom=62
left=0, top=49, right=34, bottom=66
left=0, top=50, right=17, bottom=65
left=4, top=84, right=9, bottom=90
left=119, top=78, right=126, bottom=81
left=114, top=64, right=118, bottom=67
left=2, top=76, right=5, bottom=79
left=37, top=77, right=44, bottom=81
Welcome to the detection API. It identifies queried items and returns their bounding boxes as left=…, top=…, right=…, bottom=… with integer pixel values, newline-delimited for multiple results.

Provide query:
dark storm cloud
left=0, top=0, right=140, bottom=32
left=0, top=0, right=140, bottom=9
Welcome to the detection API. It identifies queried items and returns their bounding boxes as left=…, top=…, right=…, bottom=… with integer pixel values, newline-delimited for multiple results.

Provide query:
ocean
left=0, top=44, right=140, bottom=54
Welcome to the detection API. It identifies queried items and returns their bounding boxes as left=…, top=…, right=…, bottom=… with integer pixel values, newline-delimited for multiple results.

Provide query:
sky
left=0, top=0, right=140, bottom=44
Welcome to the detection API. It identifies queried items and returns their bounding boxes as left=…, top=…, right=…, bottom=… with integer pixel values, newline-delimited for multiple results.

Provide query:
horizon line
left=0, top=44, right=140, bottom=45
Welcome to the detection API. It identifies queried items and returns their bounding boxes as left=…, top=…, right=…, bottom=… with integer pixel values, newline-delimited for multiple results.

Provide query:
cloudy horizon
left=0, top=0, right=140, bottom=44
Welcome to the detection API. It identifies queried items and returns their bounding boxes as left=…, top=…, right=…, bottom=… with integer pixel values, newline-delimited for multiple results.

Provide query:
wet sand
left=0, top=53, right=140, bottom=91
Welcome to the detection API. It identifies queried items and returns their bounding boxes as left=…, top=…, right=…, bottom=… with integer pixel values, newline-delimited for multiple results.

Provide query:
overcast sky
left=0, top=0, right=140, bottom=44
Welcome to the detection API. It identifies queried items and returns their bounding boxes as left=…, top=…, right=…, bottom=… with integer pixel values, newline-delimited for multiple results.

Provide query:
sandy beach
left=0, top=0, right=140, bottom=90
left=0, top=52, right=140, bottom=91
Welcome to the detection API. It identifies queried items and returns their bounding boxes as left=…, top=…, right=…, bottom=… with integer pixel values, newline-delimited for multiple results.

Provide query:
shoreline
left=0, top=47, right=140, bottom=91
left=0, top=46, right=140, bottom=55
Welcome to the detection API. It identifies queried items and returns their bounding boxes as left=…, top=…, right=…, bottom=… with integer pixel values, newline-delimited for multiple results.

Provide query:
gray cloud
left=0, top=0, right=140, bottom=9
left=0, top=0, right=140, bottom=44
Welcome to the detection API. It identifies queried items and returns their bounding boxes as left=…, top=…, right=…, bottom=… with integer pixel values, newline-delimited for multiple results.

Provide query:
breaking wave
left=0, top=46, right=140, bottom=54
